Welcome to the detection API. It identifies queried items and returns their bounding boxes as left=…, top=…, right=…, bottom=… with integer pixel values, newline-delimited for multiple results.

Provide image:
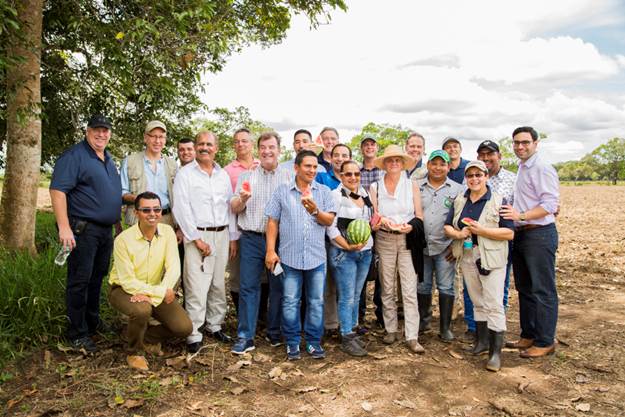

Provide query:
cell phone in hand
left=273, top=262, right=284, bottom=276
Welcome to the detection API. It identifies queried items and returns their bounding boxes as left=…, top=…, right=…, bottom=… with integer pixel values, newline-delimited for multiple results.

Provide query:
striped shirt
left=265, top=180, right=337, bottom=270
left=513, top=152, right=559, bottom=227
left=235, top=165, right=293, bottom=233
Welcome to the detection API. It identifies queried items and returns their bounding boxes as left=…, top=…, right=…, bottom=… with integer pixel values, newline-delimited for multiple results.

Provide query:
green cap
left=428, top=150, right=450, bottom=163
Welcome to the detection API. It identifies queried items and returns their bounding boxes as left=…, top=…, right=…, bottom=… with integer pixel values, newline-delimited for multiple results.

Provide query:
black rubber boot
left=230, top=291, right=240, bottom=316
left=471, top=321, right=489, bottom=355
left=417, top=293, right=432, bottom=334
left=486, top=330, right=504, bottom=372
left=340, top=333, right=367, bottom=357
left=438, top=293, right=455, bottom=342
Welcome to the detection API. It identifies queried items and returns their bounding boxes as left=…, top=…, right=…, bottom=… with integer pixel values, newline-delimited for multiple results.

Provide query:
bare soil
left=2, top=185, right=624, bottom=416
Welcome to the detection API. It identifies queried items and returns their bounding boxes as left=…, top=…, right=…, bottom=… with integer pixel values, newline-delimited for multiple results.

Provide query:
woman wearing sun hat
left=369, top=144, right=425, bottom=354
left=443, top=160, right=514, bottom=372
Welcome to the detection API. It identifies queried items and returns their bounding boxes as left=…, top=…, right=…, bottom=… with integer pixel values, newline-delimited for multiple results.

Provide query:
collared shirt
left=315, top=169, right=341, bottom=190
left=448, top=158, right=469, bottom=184
left=224, top=158, right=260, bottom=191
left=120, top=153, right=172, bottom=209
left=236, top=165, right=293, bottom=233
left=108, top=223, right=179, bottom=307
left=513, top=152, right=559, bottom=226
left=50, top=140, right=122, bottom=225
left=327, top=185, right=373, bottom=251
left=406, top=159, right=424, bottom=177
left=279, top=158, right=326, bottom=174
left=360, top=165, right=383, bottom=192
left=265, top=180, right=338, bottom=270
left=317, top=152, right=332, bottom=172
left=418, top=177, right=463, bottom=256
left=488, top=166, right=516, bottom=205
left=172, top=160, right=238, bottom=242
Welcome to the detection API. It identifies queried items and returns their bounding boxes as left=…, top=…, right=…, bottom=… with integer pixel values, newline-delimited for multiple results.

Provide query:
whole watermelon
left=346, top=219, right=371, bottom=244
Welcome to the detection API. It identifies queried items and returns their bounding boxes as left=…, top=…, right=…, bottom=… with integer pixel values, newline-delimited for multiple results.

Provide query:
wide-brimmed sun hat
left=373, top=144, right=416, bottom=170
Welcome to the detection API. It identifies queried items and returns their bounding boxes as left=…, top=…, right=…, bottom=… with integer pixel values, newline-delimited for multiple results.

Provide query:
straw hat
left=373, top=144, right=416, bottom=170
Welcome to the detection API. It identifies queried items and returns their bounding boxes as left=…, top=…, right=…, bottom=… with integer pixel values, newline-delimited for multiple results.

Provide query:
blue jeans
left=328, top=246, right=372, bottom=336
left=282, top=263, right=326, bottom=345
left=464, top=242, right=512, bottom=332
left=237, top=232, right=283, bottom=341
left=66, top=221, right=113, bottom=340
left=418, top=252, right=455, bottom=296
left=513, top=224, right=559, bottom=347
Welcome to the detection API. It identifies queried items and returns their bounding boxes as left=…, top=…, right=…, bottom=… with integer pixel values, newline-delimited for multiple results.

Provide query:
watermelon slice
left=242, top=180, right=251, bottom=192
left=301, top=187, right=312, bottom=200
left=461, top=217, right=474, bottom=226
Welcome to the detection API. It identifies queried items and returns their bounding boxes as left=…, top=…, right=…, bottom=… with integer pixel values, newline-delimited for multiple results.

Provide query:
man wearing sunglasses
left=120, top=120, right=177, bottom=227
left=109, top=192, right=192, bottom=369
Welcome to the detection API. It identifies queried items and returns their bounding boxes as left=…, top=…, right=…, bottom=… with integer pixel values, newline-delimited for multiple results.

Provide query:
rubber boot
left=471, top=321, right=489, bottom=355
left=417, top=293, right=432, bottom=334
left=340, top=333, right=367, bottom=357
left=486, top=330, right=504, bottom=372
left=231, top=291, right=240, bottom=316
left=438, top=293, right=455, bottom=342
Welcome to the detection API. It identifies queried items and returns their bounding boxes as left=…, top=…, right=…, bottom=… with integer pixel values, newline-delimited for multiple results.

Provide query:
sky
left=200, top=0, right=625, bottom=163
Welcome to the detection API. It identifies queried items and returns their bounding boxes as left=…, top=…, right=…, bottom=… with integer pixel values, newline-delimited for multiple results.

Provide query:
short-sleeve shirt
left=488, top=167, right=516, bottom=205
left=317, top=152, right=332, bottom=173
left=447, top=158, right=469, bottom=184
left=418, top=177, right=463, bottom=256
left=264, top=180, right=337, bottom=270
left=50, top=140, right=122, bottom=225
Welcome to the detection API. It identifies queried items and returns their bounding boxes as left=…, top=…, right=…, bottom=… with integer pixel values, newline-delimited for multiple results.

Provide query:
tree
left=590, top=137, right=625, bottom=184
left=497, top=137, right=517, bottom=173
left=0, top=0, right=347, bottom=251
left=347, top=122, right=412, bottom=161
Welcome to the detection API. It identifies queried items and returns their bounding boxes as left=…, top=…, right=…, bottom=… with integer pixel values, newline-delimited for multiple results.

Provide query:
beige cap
left=464, top=160, right=488, bottom=174
left=144, top=120, right=167, bottom=134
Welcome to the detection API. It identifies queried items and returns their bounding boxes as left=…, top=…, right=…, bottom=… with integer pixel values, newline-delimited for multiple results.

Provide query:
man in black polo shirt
left=50, top=114, right=122, bottom=352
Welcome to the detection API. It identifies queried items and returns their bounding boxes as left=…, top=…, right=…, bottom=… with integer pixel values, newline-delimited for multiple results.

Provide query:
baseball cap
left=464, top=160, right=488, bottom=174
left=360, top=135, right=377, bottom=145
left=145, top=120, right=167, bottom=134
left=87, top=114, right=112, bottom=130
left=477, top=140, right=499, bottom=153
left=428, top=150, right=450, bottom=163
left=441, top=136, right=461, bottom=149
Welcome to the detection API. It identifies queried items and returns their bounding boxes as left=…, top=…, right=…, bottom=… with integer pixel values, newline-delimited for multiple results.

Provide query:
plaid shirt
left=360, top=165, right=383, bottom=192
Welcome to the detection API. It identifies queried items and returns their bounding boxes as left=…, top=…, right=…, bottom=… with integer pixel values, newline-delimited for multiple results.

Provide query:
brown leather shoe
left=383, top=332, right=397, bottom=345
left=519, top=344, right=555, bottom=358
left=406, top=339, right=425, bottom=354
left=505, top=337, right=534, bottom=350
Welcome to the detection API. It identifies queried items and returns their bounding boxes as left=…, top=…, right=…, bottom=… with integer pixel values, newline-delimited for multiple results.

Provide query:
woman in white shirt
left=370, top=145, right=425, bottom=354
left=327, top=161, right=373, bottom=357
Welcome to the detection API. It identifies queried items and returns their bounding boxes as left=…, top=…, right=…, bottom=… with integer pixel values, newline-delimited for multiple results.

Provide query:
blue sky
left=201, top=0, right=625, bottom=163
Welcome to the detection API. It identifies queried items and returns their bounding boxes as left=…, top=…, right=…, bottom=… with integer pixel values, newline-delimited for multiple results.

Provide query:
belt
left=242, top=230, right=265, bottom=237
left=197, top=225, right=227, bottom=232
left=516, top=224, right=549, bottom=232
left=380, top=229, right=402, bottom=235
left=161, top=208, right=171, bottom=215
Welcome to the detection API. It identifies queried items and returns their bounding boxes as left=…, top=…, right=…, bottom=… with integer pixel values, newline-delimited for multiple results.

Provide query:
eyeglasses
left=465, top=173, right=485, bottom=179
left=341, top=172, right=361, bottom=177
left=148, top=134, right=166, bottom=141
left=512, top=140, right=533, bottom=147
left=137, top=207, right=162, bottom=213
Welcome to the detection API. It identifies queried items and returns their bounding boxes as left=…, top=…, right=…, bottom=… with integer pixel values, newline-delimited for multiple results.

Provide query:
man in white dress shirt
left=173, top=131, right=239, bottom=353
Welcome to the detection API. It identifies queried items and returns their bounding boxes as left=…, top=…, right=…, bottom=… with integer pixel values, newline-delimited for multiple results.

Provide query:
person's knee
left=130, top=302, right=152, bottom=322
left=171, top=316, right=193, bottom=338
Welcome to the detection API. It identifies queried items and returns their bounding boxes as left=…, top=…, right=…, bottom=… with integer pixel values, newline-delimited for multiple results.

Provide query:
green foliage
left=347, top=122, right=413, bottom=161
left=555, top=137, right=625, bottom=184
left=497, top=137, right=518, bottom=173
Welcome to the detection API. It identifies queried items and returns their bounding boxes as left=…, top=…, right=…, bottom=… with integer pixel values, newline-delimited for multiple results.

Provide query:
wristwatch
left=311, top=208, right=319, bottom=216
left=520, top=212, right=526, bottom=221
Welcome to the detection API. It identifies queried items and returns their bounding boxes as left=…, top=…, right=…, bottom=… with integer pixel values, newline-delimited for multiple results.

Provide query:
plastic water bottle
left=54, top=246, right=72, bottom=266
left=463, top=237, right=473, bottom=250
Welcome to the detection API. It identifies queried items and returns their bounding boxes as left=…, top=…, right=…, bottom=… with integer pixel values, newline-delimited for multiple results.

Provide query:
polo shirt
left=315, top=169, right=341, bottom=190
left=317, top=152, right=332, bottom=173
left=50, top=140, right=122, bottom=225
left=447, top=158, right=469, bottom=184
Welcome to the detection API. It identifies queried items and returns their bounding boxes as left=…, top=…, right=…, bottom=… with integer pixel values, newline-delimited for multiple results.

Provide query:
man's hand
left=500, top=204, right=520, bottom=221
left=163, top=288, right=175, bottom=304
left=194, top=239, right=211, bottom=257
left=265, top=250, right=280, bottom=271
left=239, top=190, right=251, bottom=203
left=130, top=294, right=151, bottom=303
left=444, top=246, right=455, bottom=262
left=229, top=240, right=238, bottom=260
left=175, top=228, right=184, bottom=244
left=301, top=197, right=318, bottom=215
left=114, top=222, right=123, bottom=238
left=58, top=225, right=76, bottom=250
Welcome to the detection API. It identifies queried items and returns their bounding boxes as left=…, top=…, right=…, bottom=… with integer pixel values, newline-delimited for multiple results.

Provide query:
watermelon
left=242, top=180, right=251, bottom=192
left=347, top=219, right=371, bottom=244
left=301, top=187, right=312, bottom=200
left=461, top=217, right=474, bottom=226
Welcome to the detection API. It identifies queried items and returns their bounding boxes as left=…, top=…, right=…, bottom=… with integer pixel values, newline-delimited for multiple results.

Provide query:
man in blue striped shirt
left=265, top=150, right=337, bottom=360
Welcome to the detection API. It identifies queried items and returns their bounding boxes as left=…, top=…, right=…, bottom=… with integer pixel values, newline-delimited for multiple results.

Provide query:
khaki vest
left=124, top=151, right=177, bottom=226
left=450, top=191, right=508, bottom=270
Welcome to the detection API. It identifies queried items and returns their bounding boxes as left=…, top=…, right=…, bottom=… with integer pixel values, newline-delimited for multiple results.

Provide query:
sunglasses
left=341, top=172, right=361, bottom=177
left=465, top=173, right=485, bottom=179
left=136, top=207, right=162, bottom=213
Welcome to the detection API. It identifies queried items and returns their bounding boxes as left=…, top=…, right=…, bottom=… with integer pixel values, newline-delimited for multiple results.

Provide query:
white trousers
left=184, top=229, right=229, bottom=343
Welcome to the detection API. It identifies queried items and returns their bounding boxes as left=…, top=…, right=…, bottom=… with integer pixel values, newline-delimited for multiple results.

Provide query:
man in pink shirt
left=224, top=128, right=260, bottom=316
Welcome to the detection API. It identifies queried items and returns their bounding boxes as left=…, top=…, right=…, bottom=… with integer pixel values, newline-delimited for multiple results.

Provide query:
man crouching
left=108, top=191, right=192, bottom=369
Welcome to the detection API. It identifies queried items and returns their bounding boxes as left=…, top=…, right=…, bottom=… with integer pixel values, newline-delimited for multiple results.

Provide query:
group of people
left=50, top=115, right=560, bottom=373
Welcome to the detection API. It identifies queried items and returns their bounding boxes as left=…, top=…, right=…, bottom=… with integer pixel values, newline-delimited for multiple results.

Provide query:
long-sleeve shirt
left=108, top=223, right=180, bottom=306
left=513, top=152, right=559, bottom=226
left=172, top=160, right=238, bottom=242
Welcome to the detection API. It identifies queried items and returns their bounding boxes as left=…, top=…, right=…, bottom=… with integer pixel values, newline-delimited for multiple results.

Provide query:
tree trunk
left=0, top=0, right=43, bottom=253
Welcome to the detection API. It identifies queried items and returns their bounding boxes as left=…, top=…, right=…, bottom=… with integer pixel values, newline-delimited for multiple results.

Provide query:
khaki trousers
left=461, top=247, right=506, bottom=332
left=109, top=286, right=192, bottom=352
left=375, top=230, right=420, bottom=341
left=184, top=229, right=229, bottom=343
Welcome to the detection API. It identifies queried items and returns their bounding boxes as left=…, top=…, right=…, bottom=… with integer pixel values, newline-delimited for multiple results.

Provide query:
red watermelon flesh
left=242, top=180, right=251, bottom=192
left=461, top=217, right=474, bottom=226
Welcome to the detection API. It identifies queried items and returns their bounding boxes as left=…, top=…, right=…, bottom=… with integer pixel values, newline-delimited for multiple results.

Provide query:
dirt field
left=2, top=185, right=624, bottom=416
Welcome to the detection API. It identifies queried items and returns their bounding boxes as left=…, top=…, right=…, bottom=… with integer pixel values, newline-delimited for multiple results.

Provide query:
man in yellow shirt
left=109, top=191, right=192, bottom=364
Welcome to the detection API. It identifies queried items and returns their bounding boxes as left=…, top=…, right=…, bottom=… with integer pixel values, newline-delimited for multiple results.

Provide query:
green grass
left=0, top=211, right=113, bottom=370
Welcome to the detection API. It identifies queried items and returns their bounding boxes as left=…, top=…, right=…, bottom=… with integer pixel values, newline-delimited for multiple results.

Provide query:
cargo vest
left=124, top=151, right=177, bottom=225
left=450, top=190, right=508, bottom=270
